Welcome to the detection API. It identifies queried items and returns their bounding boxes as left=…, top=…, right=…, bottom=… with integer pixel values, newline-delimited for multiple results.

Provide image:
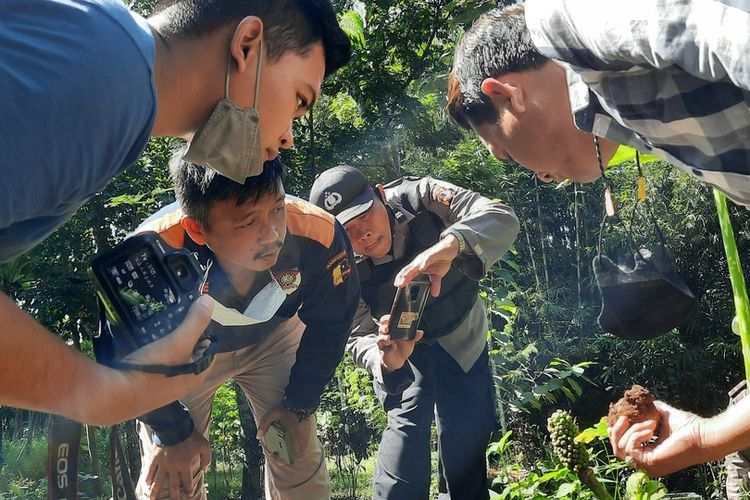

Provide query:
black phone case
left=388, top=276, right=430, bottom=340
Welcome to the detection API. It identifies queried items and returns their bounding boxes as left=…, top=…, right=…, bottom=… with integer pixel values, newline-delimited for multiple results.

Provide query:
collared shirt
left=348, top=177, right=519, bottom=392
left=526, top=0, right=750, bottom=205
left=114, top=197, right=359, bottom=445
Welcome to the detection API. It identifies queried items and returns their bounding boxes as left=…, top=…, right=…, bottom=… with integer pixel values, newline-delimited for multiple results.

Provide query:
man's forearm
left=0, top=293, right=207, bottom=425
left=699, top=396, right=750, bottom=461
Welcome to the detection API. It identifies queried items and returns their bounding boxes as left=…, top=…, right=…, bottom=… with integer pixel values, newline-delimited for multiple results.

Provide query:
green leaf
left=608, top=145, right=661, bottom=166
left=555, top=482, right=576, bottom=498
left=339, top=11, right=366, bottom=49
left=576, top=418, right=608, bottom=444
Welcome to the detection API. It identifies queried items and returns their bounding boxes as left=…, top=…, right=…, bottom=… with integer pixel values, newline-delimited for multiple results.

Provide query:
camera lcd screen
left=104, top=246, right=178, bottom=326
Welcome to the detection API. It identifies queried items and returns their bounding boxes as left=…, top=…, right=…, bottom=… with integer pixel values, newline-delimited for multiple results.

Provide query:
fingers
left=125, top=295, right=214, bottom=366
left=378, top=315, right=390, bottom=337
left=146, top=456, right=160, bottom=485
left=413, top=330, right=424, bottom=342
left=168, top=468, right=180, bottom=500
left=619, top=421, right=657, bottom=455
left=149, top=465, right=166, bottom=500
left=608, top=415, right=658, bottom=461
left=168, top=295, right=215, bottom=356
left=257, top=408, right=281, bottom=439
left=394, top=263, right=420, bottom=288
left=608, top=415, right=629, bottom=458
left=429, top=275, right=441, bottom=297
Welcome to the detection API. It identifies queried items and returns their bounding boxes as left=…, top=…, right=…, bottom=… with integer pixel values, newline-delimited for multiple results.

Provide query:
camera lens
left=409, top=286, right=420, bottom=301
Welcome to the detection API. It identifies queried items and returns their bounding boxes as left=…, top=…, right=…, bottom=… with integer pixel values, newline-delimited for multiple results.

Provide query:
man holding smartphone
left=111, top=154, right=359, bottom=499
left=310, top=166, right=519, bottom=500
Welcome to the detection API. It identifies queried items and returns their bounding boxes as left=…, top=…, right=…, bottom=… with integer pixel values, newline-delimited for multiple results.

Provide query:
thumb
left=257, top=409, right=278, bottom=439
left=429, top=274, right=441, bottom=297
left=199, top=445, right=212, bottom=472
left=135, top=295, right=214, bottom=364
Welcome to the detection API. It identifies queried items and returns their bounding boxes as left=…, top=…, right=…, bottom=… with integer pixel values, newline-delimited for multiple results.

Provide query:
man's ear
left=481, top=76, right=526, bottom=114
left=375, top=183, right=386, bottom=199
left=230, top=16, right=264, bottom=75
left=182, top=217, right=208, bottom=246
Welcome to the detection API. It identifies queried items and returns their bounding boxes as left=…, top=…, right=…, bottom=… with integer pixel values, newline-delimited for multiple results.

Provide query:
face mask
left=593, top=247, right=696, bottom=340
left=210, top=270, right=289, bottom=327
left=184, top=40, right=265, bottom=184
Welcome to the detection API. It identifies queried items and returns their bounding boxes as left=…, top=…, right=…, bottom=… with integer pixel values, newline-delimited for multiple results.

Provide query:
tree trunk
left=235, top=386, right=263, bottom=500
left=534, top=178, right=550, bottom=286
left=522, top=220, right=542, bottom=294
left=574, top=182, right=582, bottom=310
left=13, top=408, right=23, bottom=439
left=0, top=411, right=4, bottom=472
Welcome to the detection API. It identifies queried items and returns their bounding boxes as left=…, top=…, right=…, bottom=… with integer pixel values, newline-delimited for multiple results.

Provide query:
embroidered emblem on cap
left=324, top=191, right=343, bottom=211
left=273, top=268, right=301, bottom=294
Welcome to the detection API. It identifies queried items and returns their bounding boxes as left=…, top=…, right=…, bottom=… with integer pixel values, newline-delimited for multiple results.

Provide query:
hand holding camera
left=91, top=232, right=214, bottom=376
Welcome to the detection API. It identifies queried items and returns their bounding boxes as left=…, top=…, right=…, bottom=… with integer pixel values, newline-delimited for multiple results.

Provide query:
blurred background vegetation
left=1, top=0, right=747, bottom=498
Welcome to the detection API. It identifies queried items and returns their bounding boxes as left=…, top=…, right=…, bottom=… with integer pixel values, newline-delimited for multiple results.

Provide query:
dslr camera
left=91, top=232, right=204, bottom=357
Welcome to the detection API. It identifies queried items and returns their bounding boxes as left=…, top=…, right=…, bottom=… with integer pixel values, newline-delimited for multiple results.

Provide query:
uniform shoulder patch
left=326, top=250, right=352, bottom=287
left=285, top=196, right=336, bottom=248
left=431, top=183, right=456, bottom=207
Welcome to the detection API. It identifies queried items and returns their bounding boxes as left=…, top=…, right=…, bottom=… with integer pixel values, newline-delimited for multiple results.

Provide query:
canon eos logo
left=55, top=443, right=70, bottom=491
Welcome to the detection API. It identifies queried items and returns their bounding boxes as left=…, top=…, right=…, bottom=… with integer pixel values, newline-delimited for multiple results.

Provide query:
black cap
left=309, top=165, right=375, bottom=224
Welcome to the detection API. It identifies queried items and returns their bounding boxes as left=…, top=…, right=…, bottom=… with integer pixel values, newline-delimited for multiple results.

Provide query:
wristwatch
left=281, top=402, right=315, bottom=422
left=442, top=229, right=466, bottom=254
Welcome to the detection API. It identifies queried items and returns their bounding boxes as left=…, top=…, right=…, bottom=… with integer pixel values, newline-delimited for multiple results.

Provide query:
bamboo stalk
left=713, top=189, right=750, bottom=383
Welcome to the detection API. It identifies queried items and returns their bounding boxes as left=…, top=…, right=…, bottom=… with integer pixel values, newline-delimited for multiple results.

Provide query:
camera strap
left=47, top=415, right=82, bottom=499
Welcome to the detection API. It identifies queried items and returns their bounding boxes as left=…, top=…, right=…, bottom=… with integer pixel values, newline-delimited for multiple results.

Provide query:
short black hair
left=448, top=5, right=548, bottom=129
left=153, top=0, right=351, bottom=75
left=169, top=144, right=285, bottom=227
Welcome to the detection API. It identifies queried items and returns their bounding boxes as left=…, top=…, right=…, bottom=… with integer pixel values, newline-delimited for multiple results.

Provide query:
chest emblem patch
left=273, top=269, right=301, bottom=294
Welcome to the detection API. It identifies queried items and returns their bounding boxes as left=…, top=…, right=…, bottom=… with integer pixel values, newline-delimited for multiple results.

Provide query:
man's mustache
left=253, top=240, right=283, bottom=260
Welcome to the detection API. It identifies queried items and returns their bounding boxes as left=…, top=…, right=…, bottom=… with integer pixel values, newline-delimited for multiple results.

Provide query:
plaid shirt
left=526, top=0, right=750, bottom=205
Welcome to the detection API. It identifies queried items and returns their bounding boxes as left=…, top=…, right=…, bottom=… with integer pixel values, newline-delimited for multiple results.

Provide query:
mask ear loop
left=252, top=38, right=263, bottom=109
left=224, top=37, right=263, bottom=106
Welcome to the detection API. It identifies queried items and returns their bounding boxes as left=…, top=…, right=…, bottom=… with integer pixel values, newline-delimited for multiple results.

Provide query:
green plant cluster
left=547, top=410, right=589, bottom=472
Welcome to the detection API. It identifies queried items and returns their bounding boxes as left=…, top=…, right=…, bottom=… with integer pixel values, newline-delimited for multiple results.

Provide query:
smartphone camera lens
left=409, top=286, right=420, bottom=301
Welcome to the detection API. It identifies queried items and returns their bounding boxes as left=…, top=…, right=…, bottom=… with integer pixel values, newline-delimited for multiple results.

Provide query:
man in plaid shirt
left=447, top=0, right=750, bottom=488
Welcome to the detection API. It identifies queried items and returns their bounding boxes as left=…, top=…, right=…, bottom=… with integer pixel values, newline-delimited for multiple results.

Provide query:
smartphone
left=388, top=274, right=431, bottom=340
left=263, top=423, right=294, bottom=465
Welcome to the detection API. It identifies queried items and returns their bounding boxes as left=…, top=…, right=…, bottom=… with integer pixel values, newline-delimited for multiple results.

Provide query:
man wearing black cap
left=310, top=166, right=519, bottom=500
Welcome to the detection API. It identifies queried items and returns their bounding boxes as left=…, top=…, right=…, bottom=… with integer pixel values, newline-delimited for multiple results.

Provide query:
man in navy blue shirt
left=0, top=0, right=350, bottom=424
left=121, top=154, right=358, bottom=499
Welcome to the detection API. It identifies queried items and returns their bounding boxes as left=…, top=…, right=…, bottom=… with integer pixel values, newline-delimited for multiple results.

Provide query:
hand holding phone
left=377, top=315, right=424, bottom=373
left=263, top=423, right=294, bottom=465
left=388, top=274, right=430, bottom=340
